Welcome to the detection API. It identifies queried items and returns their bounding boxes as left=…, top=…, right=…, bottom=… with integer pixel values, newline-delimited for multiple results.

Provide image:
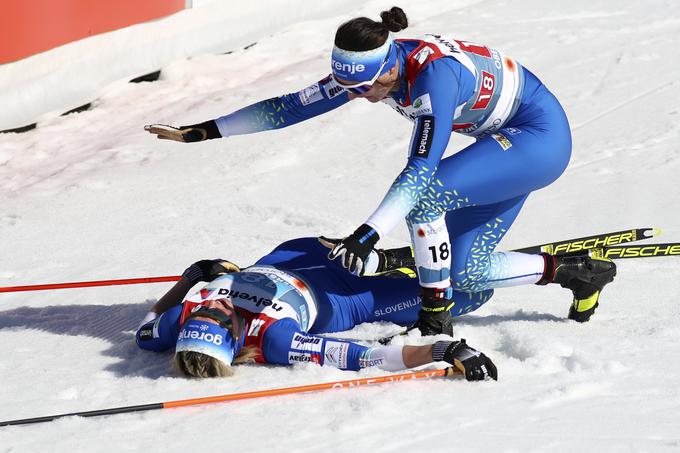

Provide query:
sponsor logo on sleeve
left=290, top=333, right=323, bottom=352
left=323, top=79, right=345, bottom=99
left=491, top=132, right=512, bottom=150
left=414, top=46, right=434, bottom=64
left=324, top=341, right=349, bottom=369
left=288, top=351, right=322, bottom=364
left=138, top=328, right=153, bottom=341
left=358, top=349, right=384, bottom=368
left=411, top=93, right=433, bottom=115
left=411, top=115, right=435, bottom=158
left=299, top=83, right=324, bottom=106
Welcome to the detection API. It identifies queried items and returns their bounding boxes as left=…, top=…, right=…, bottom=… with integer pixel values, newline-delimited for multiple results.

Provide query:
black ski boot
left=538, top=254, right=617, bottom=322
left=413, top=286, right=454, bottom=336
left=375, top=246, right=416, bottom=278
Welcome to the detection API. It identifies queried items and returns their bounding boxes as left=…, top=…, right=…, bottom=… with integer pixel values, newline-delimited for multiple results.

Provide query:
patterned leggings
left=406, top=86, right=572, bottom=292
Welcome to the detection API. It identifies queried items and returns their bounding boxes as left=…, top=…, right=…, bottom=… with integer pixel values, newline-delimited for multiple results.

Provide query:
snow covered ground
left=1, top=0, right=679, bottom=451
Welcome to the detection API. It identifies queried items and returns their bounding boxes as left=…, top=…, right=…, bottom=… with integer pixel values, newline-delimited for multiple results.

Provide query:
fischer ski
left=587, top=242, right=680, bottom=259
left=511, top=227, right=660, bottom=256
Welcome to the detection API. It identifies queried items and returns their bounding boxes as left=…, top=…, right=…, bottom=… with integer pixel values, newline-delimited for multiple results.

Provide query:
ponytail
left=335, top=6, right=408, bottom=51
left=380, top=7, right=408, bottom=33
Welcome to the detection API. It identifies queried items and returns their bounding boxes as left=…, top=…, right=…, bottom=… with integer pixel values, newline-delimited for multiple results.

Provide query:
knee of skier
left=406, top=200, right=444, bottom=225
left=451, top=255, right=492, bottom=293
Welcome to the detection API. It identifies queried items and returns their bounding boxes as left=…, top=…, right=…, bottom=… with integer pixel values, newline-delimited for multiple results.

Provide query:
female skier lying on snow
left=136, top=237, right=497, bottom=381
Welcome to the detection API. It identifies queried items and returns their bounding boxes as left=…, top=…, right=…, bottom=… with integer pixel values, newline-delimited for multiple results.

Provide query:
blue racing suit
left=210, top=35, right=571, bottom=292
left=135, top=238, right=493, bottom=371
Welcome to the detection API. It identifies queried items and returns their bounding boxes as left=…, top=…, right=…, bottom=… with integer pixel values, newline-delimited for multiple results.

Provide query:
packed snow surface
left=1, top=0, right=679, bottom=451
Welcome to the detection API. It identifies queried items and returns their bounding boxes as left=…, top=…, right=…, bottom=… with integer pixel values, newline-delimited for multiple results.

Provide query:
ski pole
left=0, top=367, right=461, bottom=427
left=0, top=275, right=181, bottom=294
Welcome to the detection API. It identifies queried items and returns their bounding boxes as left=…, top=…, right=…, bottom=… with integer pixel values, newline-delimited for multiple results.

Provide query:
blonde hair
left=173, top=345, right=259, bottom=378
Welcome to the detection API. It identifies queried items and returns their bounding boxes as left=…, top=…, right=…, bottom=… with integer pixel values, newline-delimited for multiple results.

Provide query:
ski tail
left=511, top=227, right=660, bottom=255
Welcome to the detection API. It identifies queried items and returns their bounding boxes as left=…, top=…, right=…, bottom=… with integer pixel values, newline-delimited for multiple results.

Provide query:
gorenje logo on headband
left=332, top=60, right=366, bottom=74
left=178, top=328, right=224, bottom=346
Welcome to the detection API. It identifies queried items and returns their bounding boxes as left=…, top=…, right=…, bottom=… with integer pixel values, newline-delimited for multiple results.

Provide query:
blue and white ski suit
left=210, top=35, right=571, bottom=292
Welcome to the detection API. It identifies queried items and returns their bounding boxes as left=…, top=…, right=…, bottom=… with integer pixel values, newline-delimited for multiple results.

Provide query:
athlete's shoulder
left=399, top=35, right=466, bottom=86
left=254, top=317, right=302, bottom=364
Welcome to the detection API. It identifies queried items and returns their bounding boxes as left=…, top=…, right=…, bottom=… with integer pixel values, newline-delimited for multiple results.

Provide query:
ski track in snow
left=1, top=0, right=680, bottom=451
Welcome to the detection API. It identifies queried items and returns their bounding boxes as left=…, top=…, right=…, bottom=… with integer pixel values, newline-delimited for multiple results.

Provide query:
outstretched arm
left=261, top=320, right=497, bottom=381
left=145, top=76, right=350, bottom=142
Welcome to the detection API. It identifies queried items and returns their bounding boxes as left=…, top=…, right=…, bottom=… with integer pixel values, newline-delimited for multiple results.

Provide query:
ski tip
left=639, top=227, right=661, bottom=239
left=631, top=227, right=661, bottom=238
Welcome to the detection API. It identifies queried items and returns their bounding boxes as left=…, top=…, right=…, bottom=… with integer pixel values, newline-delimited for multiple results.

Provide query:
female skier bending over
left=146, top=7, right=616, bottom=336
left=136, top=237, right=497, bottom=381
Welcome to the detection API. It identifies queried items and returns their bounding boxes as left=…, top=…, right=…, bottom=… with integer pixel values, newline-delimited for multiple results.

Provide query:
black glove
left=321, top=237, right=415, bottom=278
left=327, top=224, right=380, bottom=276
left=144, top=120, right=221, bottom=143
left=433, top=339, right=498, bottom=381
left=181, top=259, right=240, bottom=285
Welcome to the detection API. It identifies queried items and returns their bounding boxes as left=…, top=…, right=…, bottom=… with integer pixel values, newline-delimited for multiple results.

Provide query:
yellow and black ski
left=511, top=227, right=660, bottom=256
left=588, top=242, right=680, bottom=259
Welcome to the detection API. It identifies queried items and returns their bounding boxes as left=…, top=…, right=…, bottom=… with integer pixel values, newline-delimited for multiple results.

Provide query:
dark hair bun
left=380, top=7, right=408, bottom=32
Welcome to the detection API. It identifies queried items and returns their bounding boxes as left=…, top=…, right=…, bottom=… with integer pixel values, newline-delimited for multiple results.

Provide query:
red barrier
left=0, top=0, right=186, bottom=64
